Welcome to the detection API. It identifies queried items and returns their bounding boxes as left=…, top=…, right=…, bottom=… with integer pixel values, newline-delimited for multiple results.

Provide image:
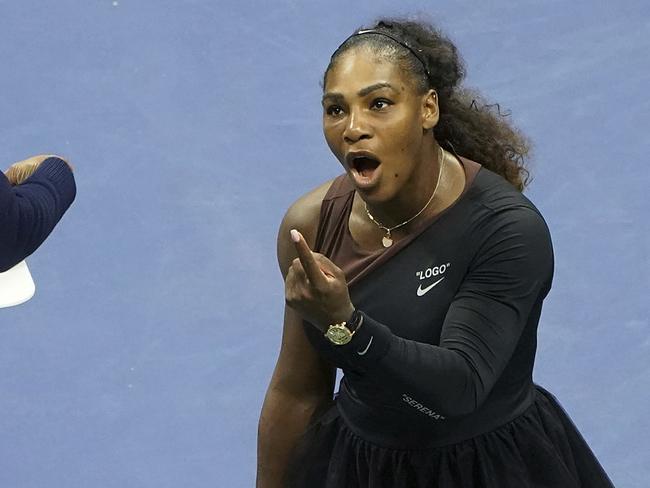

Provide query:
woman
left=0, top=154, right=76, bottom=272
left=257, top=19, right=614, bottom=487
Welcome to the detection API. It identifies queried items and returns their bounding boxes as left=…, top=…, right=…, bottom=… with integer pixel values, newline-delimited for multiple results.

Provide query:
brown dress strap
left=314, top=158, right=481, bottom=285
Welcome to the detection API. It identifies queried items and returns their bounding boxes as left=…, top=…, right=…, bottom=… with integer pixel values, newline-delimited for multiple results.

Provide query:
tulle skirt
left=287, top=385, right=614, bottom=487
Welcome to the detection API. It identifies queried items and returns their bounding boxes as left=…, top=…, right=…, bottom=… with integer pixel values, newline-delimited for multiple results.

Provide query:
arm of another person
left=0, top=155, right=76, bottom=272
left=290, top=206, right=554, bottom=419
left=256, top=180, right=337, bottom=488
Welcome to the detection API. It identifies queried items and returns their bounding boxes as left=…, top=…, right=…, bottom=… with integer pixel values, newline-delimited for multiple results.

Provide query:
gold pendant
left=382, top=235, right=393, bottom=248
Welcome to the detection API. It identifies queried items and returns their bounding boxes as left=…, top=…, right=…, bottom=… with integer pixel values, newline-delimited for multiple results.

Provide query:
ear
left=421, top=89, right=439, bottom=130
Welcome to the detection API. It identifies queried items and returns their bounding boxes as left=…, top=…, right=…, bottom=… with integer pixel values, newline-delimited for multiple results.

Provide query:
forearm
left=0, top=157, right=76, bottom=271
left=327, top=313, right=481, bottom=418
left=257, top=389, right=329, bottom=488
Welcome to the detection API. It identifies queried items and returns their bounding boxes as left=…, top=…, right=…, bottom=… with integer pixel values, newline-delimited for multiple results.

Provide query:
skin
left=322, top=47, right=440, bottom=222
left=256, top=46, right=466, bottom=487
left=323, top=48, right=466, bottom=250
left=257, top=181, right=337, bottom=488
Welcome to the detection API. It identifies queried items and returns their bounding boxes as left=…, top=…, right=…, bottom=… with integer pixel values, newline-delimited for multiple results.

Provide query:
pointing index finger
left=291, top=229, right=327, bottom=287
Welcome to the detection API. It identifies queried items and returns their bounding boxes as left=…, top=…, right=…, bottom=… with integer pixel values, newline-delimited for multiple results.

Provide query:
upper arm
left=440, top=207, right=554, bottom=401
left=269, top=179, right=337, bottom=398
left=276, top=179, right=334, bottom=278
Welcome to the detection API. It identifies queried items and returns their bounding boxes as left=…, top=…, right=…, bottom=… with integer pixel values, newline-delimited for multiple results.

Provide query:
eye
left=371, top=98, right=392, bottom=110
left=325, top=105, right=345, bottom=117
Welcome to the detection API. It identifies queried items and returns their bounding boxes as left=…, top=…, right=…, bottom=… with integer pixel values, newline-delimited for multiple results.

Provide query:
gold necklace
left=364, top=146, right=445, bottom=248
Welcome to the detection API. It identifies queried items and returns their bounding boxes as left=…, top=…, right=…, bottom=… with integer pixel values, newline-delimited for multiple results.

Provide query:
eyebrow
left=322, top=82, right=397, bottom=104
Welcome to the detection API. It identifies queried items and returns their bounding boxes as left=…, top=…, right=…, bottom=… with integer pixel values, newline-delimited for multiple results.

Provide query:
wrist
left=333, top=303, right=355, bottom=325
left=324, top=307, right=362, bottom=346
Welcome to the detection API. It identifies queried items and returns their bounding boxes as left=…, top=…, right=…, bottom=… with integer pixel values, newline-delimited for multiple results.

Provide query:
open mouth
left=351, top=156, right=381, bottom=178
left=346, top=151, right=382, bottom=183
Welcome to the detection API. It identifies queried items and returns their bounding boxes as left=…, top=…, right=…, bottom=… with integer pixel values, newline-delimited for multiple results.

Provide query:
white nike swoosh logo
left=357, top=336, right=373, bottom=356
left=416, top=277, right=445, bottom=297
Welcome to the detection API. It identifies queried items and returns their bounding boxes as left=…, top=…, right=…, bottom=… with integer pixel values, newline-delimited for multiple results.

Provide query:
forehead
left=325, top=47, right=412, bottom=94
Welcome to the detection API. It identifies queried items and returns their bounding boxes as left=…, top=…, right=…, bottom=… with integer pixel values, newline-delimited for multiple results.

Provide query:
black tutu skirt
left=287, top=385, right=614, bottom=487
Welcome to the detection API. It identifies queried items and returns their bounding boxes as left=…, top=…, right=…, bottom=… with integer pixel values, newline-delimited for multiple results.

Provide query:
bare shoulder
left=277, top=178, right=336, bottom=277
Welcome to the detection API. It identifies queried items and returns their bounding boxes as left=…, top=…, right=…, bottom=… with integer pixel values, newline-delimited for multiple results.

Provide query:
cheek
left=385, top=125, right=422, bottom=181
left=323, top=125, right=341, bottom=156
left=388, top=111, right=423, bottom=148
left=386, top=123, right=419, bottom=156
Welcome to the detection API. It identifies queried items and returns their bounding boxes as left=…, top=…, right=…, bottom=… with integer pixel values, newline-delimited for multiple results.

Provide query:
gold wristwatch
left=324, top=310, right=363, bottom=346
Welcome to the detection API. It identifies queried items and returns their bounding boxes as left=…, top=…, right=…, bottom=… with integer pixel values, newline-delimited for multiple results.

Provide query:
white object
left=0, top=261, right=36, bottom=308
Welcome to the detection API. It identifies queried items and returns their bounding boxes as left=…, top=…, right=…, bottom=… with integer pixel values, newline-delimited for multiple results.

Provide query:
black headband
left=339, top=29, right=432, bottom=82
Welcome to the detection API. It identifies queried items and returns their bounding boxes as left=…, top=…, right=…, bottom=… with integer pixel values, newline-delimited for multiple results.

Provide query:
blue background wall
left=0, top=1, right=647, bottom=486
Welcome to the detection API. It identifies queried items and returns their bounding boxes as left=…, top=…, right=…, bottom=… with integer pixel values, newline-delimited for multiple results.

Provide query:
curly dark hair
left=324, top=18, right=531, bottom=191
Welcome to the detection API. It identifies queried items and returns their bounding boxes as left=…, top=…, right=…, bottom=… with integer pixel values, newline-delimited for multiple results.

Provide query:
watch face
left=325, top=324, right=352, bottom=345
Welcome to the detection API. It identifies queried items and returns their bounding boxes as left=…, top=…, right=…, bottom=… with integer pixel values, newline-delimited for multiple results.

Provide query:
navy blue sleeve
left=0, top=157, right=77, bottom=272
left=332, top=207, right=554, bottom=418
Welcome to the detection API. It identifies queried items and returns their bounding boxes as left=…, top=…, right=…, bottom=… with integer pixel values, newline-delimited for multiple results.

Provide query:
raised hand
left=285, top=229, right=355, bottom=332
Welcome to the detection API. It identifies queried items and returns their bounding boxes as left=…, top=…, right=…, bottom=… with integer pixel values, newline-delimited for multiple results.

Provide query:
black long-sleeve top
left=303, top=161, right=554, bottom=448
left=0, top=157, right=76, bottom=272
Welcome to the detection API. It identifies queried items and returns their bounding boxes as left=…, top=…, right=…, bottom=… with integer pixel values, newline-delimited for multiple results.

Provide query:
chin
left=357, top=181, right=396, bottom=206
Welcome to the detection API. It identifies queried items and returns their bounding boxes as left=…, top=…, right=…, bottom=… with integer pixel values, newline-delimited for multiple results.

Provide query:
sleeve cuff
left=335, top=311, right=392, bottom=371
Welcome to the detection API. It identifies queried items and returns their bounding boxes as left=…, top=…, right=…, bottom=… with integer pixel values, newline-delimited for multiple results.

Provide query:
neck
left=367, top=141, right=443, bottom=228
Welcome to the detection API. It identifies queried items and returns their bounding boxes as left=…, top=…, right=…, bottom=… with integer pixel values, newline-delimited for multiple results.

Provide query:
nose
left=343, top=109, right=371, bottom=144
